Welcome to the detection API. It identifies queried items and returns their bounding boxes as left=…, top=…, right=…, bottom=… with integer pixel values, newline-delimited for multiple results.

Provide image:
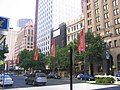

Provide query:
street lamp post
left=69, top=46, right=73, bottom=90
left=102, top=33, right=112, bottom=75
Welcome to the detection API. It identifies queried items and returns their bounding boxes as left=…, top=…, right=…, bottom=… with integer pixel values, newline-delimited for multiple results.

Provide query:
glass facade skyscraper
left=36, top=0, right=82, bottom=55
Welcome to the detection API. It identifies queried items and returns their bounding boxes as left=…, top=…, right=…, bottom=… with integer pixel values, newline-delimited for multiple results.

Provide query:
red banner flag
left=16, top=55, right=20, bottom=64
left=50, top=39, right=56, bottom=57
left=78, top=29, right=85, bottom=52
left=33, top=49, right=39, bottom=61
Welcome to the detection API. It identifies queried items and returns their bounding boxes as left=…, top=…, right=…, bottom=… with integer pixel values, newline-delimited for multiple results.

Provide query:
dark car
left=77, top=73, right=94, bottom=81
left=47, top=73, right=61, bottom=79
left=25, top=72, right=47, bottom=86
left=115, top=71, right=120, bottom=81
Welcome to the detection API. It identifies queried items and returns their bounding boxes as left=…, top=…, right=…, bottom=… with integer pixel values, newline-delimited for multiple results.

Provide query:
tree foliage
left=19, top=49, right=45, bottom=71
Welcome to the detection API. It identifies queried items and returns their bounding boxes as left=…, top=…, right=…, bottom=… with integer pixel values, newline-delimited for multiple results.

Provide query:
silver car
left=25, top=72, right=47, bottom=85
left=0, top=74, right=14, bottom=86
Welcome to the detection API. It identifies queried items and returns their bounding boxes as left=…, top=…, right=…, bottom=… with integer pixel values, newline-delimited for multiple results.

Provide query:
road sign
left=0, top=16, right=9, bottom=30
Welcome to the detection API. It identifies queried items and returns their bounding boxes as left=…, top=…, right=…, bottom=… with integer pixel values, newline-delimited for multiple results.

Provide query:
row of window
left=88, top=17, right=120, bottom=28
left=40, top=41, right=50, bottom=47
left=27, top=29, right=33, bottom=35
left=41, top=46, right=50, bottom=52
left=67, top=23, right=83, bottom=33
left=27, top=36, right=33, bottom=42
left=67, top=33, right=78, bottom=42
left=108, top=39, right=120, bottom=48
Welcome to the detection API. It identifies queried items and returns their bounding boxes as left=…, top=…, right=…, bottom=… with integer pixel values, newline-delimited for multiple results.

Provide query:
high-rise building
left=17, top=19, right=32, bottom=28
left=5, top=28, right=17, bottom=61
left=82, top=0, right=120, bottom=72
left=35, top=0, right=82, bottom=55
left=14, top=21, right=35, bottom=61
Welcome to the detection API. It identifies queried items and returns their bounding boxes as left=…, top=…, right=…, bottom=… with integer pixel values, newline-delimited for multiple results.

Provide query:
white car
left=0, top=74, right=14, bottom=86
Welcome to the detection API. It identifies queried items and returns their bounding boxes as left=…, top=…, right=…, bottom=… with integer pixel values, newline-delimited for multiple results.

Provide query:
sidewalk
left=5, top=83, right=119, bottom=90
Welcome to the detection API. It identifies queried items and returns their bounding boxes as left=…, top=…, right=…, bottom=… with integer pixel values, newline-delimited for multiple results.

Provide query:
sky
left=0, top=0, right=36, bottom=29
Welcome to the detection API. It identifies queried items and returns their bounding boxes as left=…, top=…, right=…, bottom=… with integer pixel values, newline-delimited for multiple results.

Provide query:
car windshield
left=36, top=73, right=46, bottom=77
left=0, top=75, right=11, bottom=78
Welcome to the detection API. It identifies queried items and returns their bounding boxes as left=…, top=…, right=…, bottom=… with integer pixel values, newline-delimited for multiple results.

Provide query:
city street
left=0, top=75, right=120, bottom=90
left=2, top=75, right=82, bottom=89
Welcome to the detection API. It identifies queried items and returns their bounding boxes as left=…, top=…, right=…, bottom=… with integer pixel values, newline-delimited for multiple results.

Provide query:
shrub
left=95, top=75, right=115, bottom=84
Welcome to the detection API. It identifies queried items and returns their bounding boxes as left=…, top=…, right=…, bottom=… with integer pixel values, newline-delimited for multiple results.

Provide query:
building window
left=103, top=4, right=108, bottom=11
left=96, top=16, right=100, bottom=22
left=68, top=36, right=70, bottom=41
left=28, top=29, right=30, bottom=35
left=95, top=8, right=99, bottom=15
left=95, top=1, right=99, bottom=7
left=113, top=8, right=119, bottom=16
left=115, top=27, right=120, bottom=35
left=77, top=24, right=78, bottom=29
left=68, top=28, right=70, bottom=33
left=103, top=0, right=107, bottom=2
left=74, top=26, right=76, bottom=31
left=96, top=25, right=101, bottom=31
left=114, top=18, right=120, bottom=25
left=112, top=0, right=118, bottom=7
left=28, top=36, right=30, bottom=41
left=31, top=37, right=33, bottom=42
left=114, top=40, right=117, bottom=47
left=104, top=13, right=109, bottom=19
left=87, top=11, right=91, bottom=18
left=88, top=19, right=92, bottom=25
left=109, top=41, right=113, bottom=48
left=105, top=21, right=110, bottom=28
left=31, top=30, right=33, bottom=35
left=87, top=4, right=91, bottom=10
left=71, top=35, right=73, bottom=40
left=80, top=23, right=83, bottom=28
left=71, top=27, right=73, bottom=31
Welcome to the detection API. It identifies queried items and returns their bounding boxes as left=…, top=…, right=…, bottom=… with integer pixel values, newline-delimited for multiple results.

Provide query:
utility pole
left=70, top=46, right=73, bottom=90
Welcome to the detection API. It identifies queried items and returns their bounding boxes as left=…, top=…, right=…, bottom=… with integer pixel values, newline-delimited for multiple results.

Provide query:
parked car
left=115, top=71, right=120, bottom=81
left=47, top=72, right=61, bottom=79
left=0, top=74, right=14, bottom=86
left=77, top=73, right=94, bottom=81
left=25, top=72, right=47, bottom=86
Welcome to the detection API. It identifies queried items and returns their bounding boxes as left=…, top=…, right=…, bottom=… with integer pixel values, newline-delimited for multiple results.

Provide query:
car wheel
left=80, top=78, right=83, bottom=80
left=32, top=81, right=36, bottom=86
left=43, top=82, right=46, bottom=85
left=10, top=84, right=13, bottom=86
left=25, top=81, right=28, bottom=85
left=88, top=78, right=91, bottom=81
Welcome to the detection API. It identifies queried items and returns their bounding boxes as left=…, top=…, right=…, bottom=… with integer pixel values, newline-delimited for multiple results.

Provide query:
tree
left=19, top=49, right=45, bottom=72
left=45, top=45, right=70, bottom=73
left=0, top=45, right=8, bottom=60
left=78, top=31, right=104, bottom=75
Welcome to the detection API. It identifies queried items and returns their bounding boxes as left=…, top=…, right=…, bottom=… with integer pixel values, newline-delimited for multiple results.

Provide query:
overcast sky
left=0, top=0, right=36, bottom=29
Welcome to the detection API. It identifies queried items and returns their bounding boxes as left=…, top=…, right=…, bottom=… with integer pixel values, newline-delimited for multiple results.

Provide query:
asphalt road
left=1, top=76, right=120, bottom=90
left=3, top=75, right=82, bottom=89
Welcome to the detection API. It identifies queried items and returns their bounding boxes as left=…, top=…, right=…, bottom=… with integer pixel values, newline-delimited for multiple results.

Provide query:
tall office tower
left=35, top=0, right=82, bottom=55
left=82, top=0, right=120, bottom=72
left=17, top=19, right=32, bottom=28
